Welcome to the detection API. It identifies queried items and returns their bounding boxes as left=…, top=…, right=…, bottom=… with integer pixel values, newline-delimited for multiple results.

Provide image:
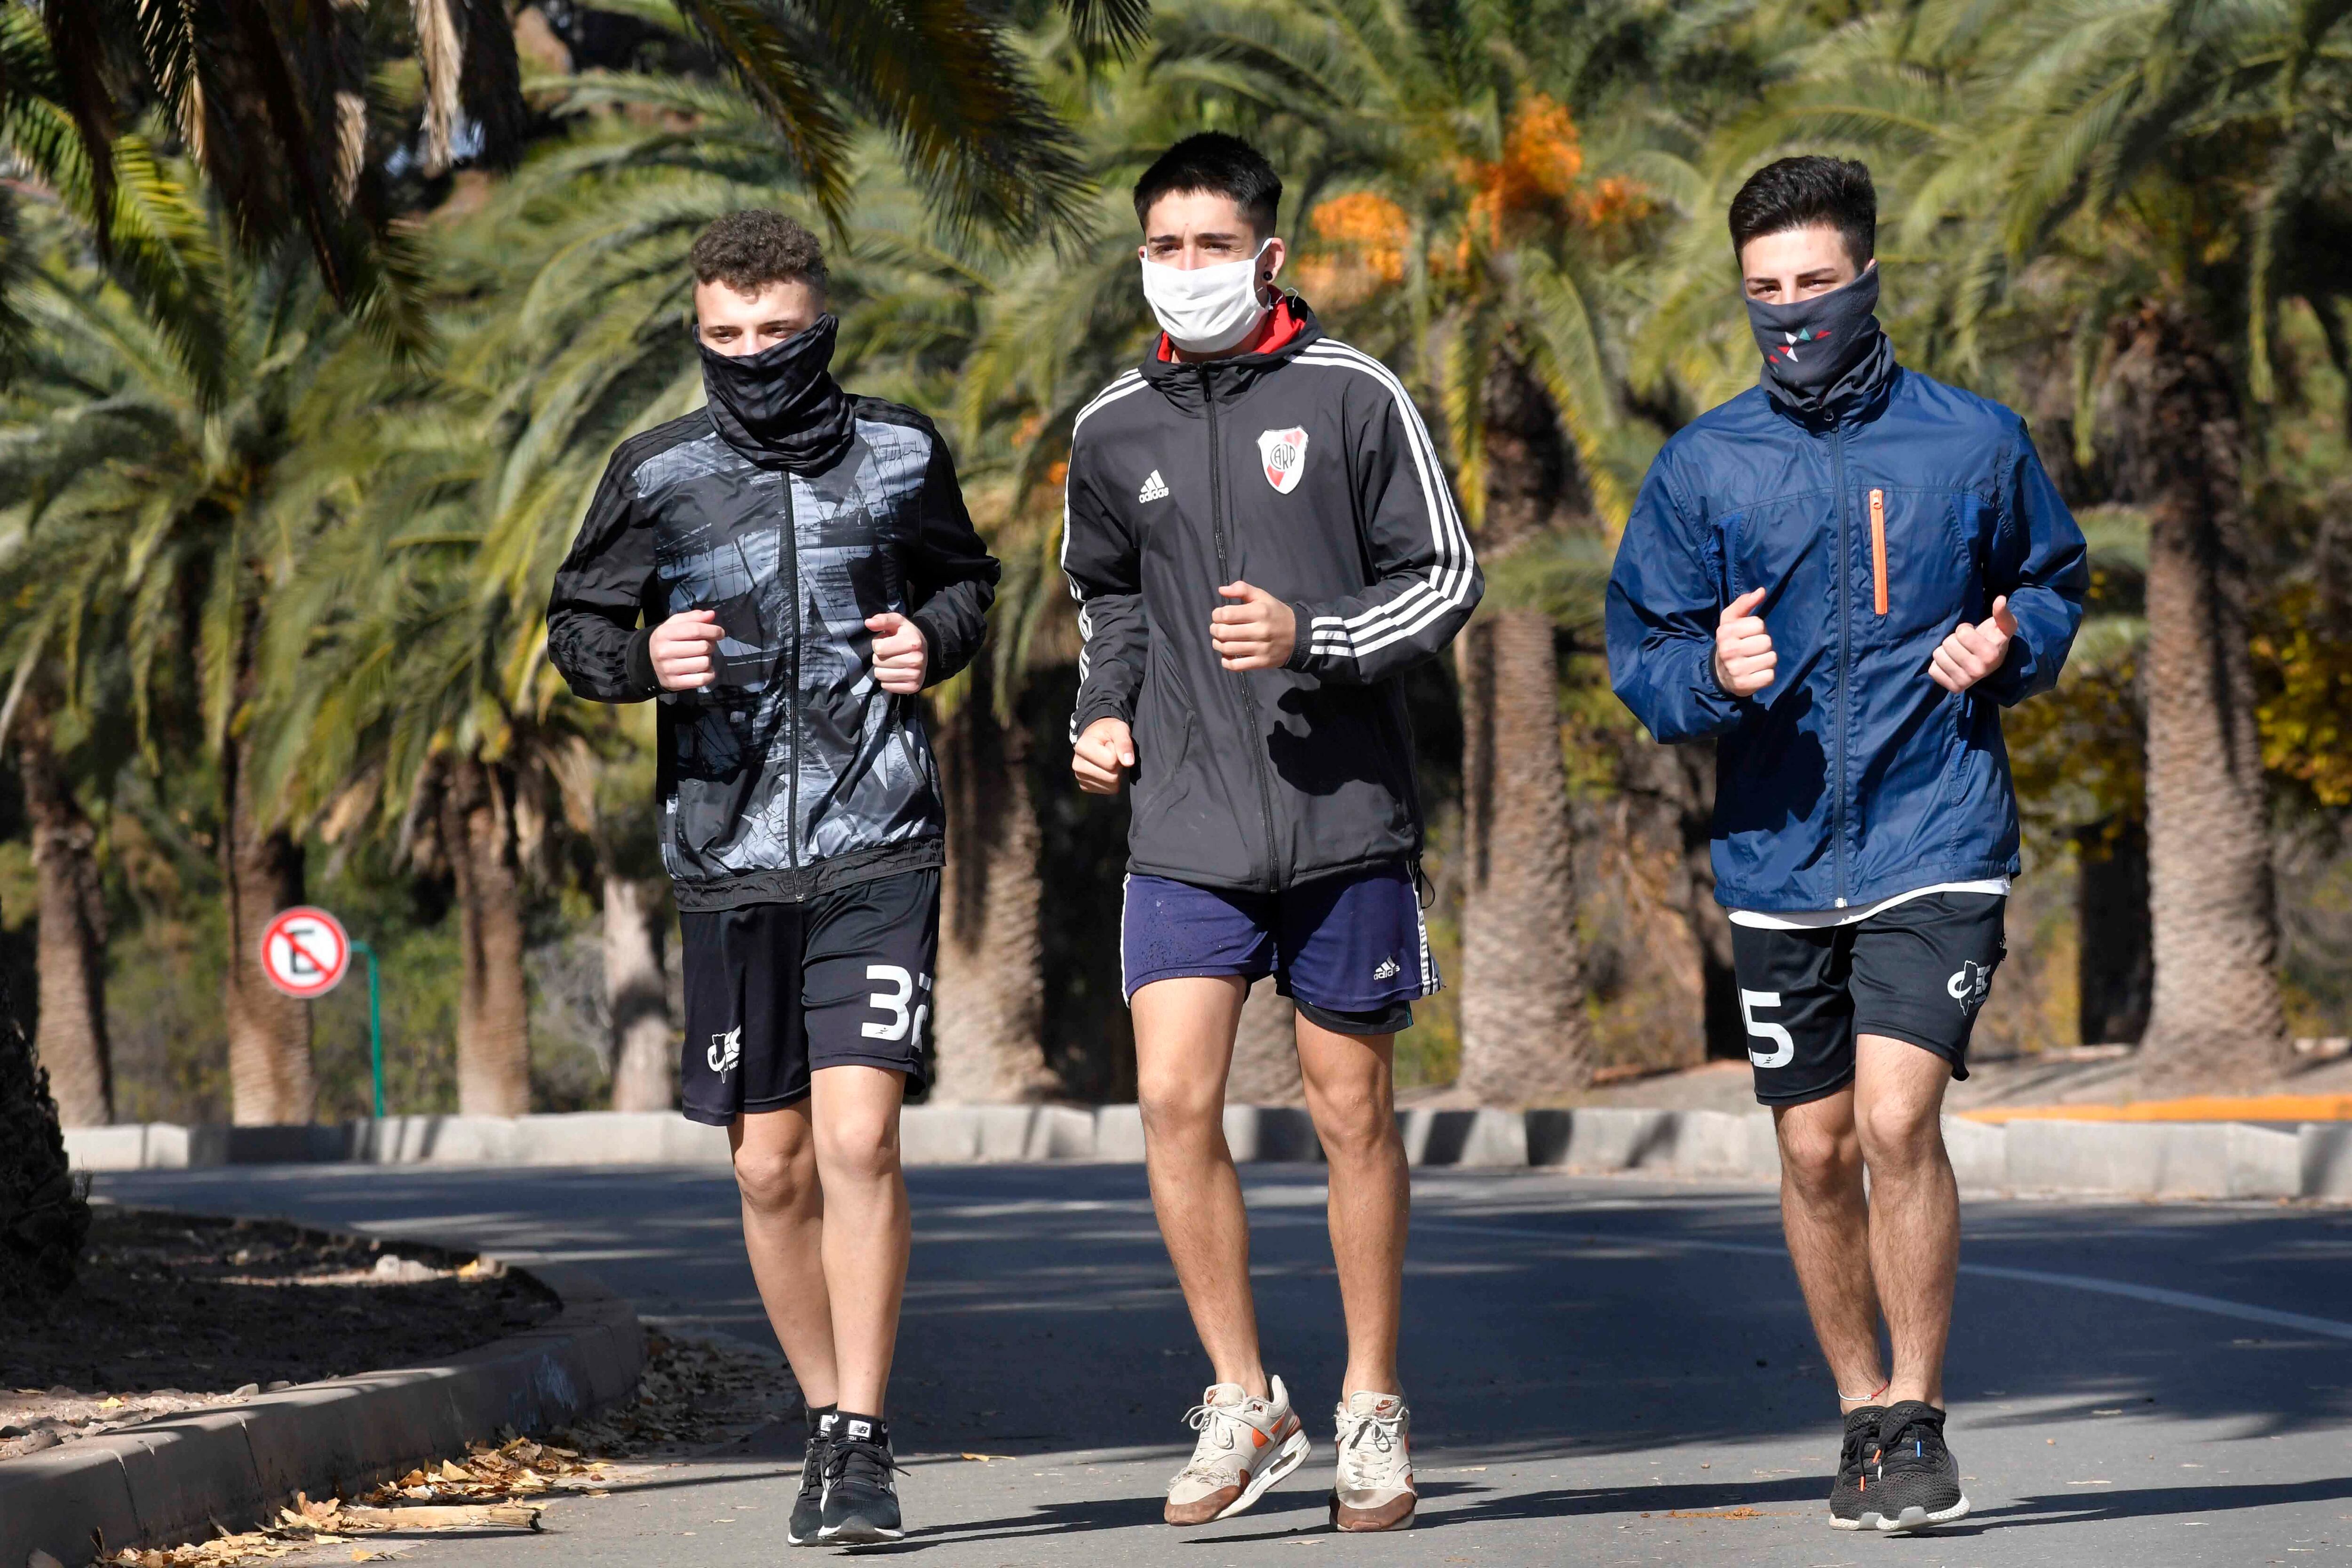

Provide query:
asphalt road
left=97, top=1162, right=2352, bottom=1567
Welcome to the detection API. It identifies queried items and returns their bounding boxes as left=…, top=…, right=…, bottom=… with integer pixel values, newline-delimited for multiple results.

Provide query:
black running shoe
left=786, top=1421, right=832, bottom=1546
left=1867, top=1400, right=1969, bottom=1533
left=818, top=1419, right=903, bottom=1544
left=1828, top=1404, right=1882, bottom=1530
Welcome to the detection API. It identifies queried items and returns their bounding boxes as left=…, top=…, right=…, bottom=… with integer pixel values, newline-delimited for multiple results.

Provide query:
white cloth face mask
left=1140, top=240, right=1273, bottom=354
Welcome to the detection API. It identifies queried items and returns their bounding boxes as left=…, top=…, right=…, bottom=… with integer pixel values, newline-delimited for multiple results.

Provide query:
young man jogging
left=1607, top=157, right=2086, bottom=1535
left=547, top=210, right=998, bottom=1546
left=1063, top=132, right=1481, bottom=1533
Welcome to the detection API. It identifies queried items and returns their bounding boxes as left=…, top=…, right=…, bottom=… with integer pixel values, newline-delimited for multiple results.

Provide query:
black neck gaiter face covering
left=699, top=313, right=857, bottom=473
left=1747, top=263, right=1897, bottom=417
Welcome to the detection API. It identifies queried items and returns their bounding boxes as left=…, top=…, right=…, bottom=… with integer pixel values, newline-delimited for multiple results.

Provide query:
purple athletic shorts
left=1120, top=862, right=1438, bottom=1034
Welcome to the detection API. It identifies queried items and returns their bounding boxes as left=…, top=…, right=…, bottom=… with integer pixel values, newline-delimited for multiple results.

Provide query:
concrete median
left=59, top=1105, right=2352, bottom=1201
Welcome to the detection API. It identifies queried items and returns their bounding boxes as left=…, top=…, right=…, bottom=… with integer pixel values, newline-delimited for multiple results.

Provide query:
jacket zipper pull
left=1868, top=487, right=1888, bottom=617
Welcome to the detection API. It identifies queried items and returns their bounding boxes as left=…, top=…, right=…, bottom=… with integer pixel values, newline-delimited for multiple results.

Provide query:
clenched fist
left=1209, top=581, right=1296, bottom=671
left=1929, top=596, right=2019, bottom=693
left=650, top=609, right=725, bottom=690
left=1713, top=588, right=1776, bottom=697
left=866, top=611, right=928, bottom=694
left=1072, top=716, right=1135, bottom=796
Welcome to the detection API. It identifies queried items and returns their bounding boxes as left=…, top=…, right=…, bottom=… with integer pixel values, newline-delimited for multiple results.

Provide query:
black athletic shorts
left=678, top=868, right=938, bottom=1126
left=1728, top=891, right=2005, bottom=1107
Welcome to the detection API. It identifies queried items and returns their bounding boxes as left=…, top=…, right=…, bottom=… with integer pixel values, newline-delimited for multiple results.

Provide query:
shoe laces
left=1876, top=1408, right=1948, bottom=1471
left=797, top=1433, right=831, bottom=1500
left=1335, top=1405, right=1407, bottom=1491
left=823, top=1435, right=901, bottom=1494
left=1838, top=1416, right=1879, bottom=1477
left=1174, top=1398, right=1255, bottom=1483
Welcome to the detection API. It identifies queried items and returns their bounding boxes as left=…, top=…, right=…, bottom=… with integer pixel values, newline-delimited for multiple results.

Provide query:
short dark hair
left=1132, top=132, right=1282, bottom=238
left=690, top=209, right=827, bottom=295
left=1728, top=156, right=1875, bottom=269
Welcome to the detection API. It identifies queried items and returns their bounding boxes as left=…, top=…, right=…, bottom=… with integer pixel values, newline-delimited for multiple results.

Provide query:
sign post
left=354, top=938, right=384, bottom=1120
left=260, top=905, right=384, bottom=1118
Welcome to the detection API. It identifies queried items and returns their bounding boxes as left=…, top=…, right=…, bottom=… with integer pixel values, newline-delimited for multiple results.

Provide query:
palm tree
left=18, top=0, right=1112, bottom=334
left=0, top=199, right=335, bottom=1126
left=6, top=685, right=112, bottom=1126
left=1747, top=0, right=2352, bottom=1089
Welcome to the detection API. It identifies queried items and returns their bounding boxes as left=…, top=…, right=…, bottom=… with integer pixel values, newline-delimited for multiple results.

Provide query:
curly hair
left=690, top=210, right=827, bottom=294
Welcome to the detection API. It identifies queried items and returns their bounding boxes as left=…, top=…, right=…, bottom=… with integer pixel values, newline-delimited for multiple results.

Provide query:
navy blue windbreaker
left=1605, top=364, right=2087, bottom=913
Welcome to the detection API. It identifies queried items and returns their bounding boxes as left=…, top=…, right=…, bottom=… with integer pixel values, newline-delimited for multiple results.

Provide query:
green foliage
left=13, top=0, right=2352, bottom=1127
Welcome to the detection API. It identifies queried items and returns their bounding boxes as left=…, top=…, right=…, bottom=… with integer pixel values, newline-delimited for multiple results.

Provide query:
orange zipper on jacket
left=1868, top=488, right=1888, bottom=616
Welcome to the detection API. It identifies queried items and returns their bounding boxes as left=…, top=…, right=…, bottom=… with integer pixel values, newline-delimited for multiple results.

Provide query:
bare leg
left=1133, top=975, right=1269, bottom=1399
left=1772, top=1088, right=1887, bottom=1411
left=809, top=1064, right=910, bottom=1417
left=1294, top=1015, right=1406, bottom=1399
left=731, top=1104, right=837, bottom=1409
left=1852, top=1036, right=1957, bottom=1409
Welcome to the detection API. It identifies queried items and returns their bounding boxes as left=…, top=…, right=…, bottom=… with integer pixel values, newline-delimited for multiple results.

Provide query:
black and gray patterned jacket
left=547, top=342, right=998, bottom=910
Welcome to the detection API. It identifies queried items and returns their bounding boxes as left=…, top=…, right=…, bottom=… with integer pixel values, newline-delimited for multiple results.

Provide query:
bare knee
left=1305, top=1079, right=1396, bottom=1164
left=1137, top=1068, right=1225, bottom=1151
left=1857, top=1096, right=1945, bottom=1174
left=814, top=1114, right=902, bottom=1187
left=1777, top=1114, right=1863, bottom=1201
left=734, top=1135, right=817, bottom=1215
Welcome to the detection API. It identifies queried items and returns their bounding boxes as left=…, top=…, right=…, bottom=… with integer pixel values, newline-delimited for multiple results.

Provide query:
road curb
left=0, top=1243, right=642, bottom=1568
left=64, top=1105, right=2350, bottom=1202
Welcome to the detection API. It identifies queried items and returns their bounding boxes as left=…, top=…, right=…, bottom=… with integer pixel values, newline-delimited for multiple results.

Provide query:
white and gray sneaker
left=1330, top=1390, right=1416, bottom=1531
left=1164, top=1377, right=1311, bottom=1525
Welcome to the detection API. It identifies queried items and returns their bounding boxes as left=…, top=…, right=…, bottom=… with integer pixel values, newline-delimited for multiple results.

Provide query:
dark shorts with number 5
left=1728, top=891, right=2006, bottom=1107
left=678, top=869, right=938, bottom=1125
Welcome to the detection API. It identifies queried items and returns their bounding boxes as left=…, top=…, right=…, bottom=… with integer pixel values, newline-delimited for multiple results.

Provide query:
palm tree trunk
left=1454, top=349, right=1595, bottom=1102
left=604, top=873, right=675, bottom=1112
left=1228, top=979, right=1304, bottom=1104
left=443, top=752, right=531, bottom=1115
left=222, top=729, right=314, bottom=1126
left=932, top=675, right=1053, bottom=1102
left=2105, top=303, right=2288, bottom=1090
left=16, top=698, right=111, bottom=1126
left=1457, top=606, right=1595, bottom=1099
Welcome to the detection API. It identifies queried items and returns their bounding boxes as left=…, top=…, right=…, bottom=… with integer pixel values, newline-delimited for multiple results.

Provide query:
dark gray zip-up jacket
left=547, top=398, right=998, bottom=909
left=1062, top=301, right=1481, bottom=892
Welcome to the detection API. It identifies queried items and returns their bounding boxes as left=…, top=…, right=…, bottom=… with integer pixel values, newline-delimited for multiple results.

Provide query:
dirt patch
left=99, top=1330, right=798, bottom=1568
left=0, top=1204, right=557, bottom=1460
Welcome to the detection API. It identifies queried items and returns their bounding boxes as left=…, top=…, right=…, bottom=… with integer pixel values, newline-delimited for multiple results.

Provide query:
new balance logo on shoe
left=1139, top=470, right=1170, bottom=503
left=1373, top=957, right=1401, bottom=981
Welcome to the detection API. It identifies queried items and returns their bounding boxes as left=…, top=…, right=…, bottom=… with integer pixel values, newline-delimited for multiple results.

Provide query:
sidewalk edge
left=0, top=1257, right=642, bottom=1568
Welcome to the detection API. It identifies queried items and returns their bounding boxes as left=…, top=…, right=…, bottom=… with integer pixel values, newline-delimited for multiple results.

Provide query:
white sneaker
left=1330, top=1390, right=1416, bottom=1531
left=1164, top=1376, right=1311, bottom=1525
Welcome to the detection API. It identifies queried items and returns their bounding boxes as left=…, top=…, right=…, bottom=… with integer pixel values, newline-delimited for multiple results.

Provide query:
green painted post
left=354, top=938, right=385, bottom=1119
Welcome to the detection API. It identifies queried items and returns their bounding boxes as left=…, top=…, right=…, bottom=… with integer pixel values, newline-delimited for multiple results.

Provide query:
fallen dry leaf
left=100, top=1332, right=790, bottom=1568
left=960, top=1452, right=1013, bottom=1461
left=339, top=1504, right=543, bottom=1530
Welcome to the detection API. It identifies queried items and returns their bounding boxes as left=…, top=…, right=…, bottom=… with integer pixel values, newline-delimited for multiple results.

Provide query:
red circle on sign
left=260, top=906, right=350, bottom=1000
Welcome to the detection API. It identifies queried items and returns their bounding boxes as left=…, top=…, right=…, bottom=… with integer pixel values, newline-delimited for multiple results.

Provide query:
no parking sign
left=260, top=906, right=350, bottom=1000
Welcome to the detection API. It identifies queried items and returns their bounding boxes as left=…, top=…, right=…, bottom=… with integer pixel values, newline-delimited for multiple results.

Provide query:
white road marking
left=1417, top=1218, right=2352, bottom=1344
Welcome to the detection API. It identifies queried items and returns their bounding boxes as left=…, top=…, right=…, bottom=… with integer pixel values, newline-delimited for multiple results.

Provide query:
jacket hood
left=699, top=314, right=857, bottom=472
left=1140, top=294, right=1326, bottom=414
